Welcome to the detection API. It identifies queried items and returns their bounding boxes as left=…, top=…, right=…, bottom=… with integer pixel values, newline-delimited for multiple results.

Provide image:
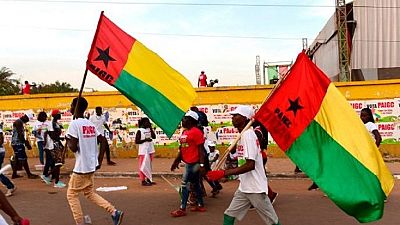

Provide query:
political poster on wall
left=349, top=99, right=399, bottom=144
left=1, top=98, right=399, bottom=147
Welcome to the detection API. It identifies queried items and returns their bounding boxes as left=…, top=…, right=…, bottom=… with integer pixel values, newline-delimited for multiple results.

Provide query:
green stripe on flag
left=114, top=70, right=185, bottom=137
left=287, top=120, right=386, bottom=223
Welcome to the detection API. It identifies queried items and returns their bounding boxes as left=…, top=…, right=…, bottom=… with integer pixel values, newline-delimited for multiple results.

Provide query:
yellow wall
left=2, top=79, right=400, bottom=158
left=1, top=79, right=400, bottom=111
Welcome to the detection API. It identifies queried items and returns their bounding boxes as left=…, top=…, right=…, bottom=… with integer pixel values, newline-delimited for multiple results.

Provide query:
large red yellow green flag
left=255, top=52, right=394, bottom=223
left=86, top=12, right=196, bottom=137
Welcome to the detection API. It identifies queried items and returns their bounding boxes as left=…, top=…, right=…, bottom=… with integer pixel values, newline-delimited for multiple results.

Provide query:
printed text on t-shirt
left=82, top=126, right=96, bottom=138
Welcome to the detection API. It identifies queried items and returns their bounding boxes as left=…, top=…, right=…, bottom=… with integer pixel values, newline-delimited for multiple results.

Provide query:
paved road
left=2, top=175, right=399, bottom=225
left=2, top=157, right=399, bottom=224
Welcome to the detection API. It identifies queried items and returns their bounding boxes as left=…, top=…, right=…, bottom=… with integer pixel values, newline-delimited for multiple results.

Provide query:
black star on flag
left=94, top=47, right=116, bottom=68
left=286, top=97, right=304, bottom=116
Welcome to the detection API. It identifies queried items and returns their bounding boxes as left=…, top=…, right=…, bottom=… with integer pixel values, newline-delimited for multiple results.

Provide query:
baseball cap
left=25, top=113, right=34, bottom=120
left=229, top=105, right=255, bottom=119
left=51, top=109, right=61, bottom=116
left=185, top=110, right=199, bottom=121
left=207, top=140, right=216, bottom=147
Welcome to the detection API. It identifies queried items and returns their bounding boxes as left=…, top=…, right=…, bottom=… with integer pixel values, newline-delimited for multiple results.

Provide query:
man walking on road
left=89, top=106, right=116, bottom=166
left=11, top=113, right=38, bottom=179
left=207, top=105, right=281, bottom=225
left=66, top=97, right=123, bottom=225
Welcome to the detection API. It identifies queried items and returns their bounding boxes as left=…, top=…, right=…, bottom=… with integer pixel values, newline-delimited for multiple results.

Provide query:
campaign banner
left=349, top=100, right=365, bottom=114
left=364, top=99, right=397, bottom=122
left=1, top=99, right=400, bottom=147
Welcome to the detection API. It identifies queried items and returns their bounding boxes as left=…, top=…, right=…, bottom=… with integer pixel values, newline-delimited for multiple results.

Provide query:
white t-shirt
left=365, top=122, right=378, bottom=141
left=89, top=114, right=106, bottom=135
left=0, top=128, right=5, bottom=153
left=208, top=149, right=220, bottom=169
left=137, top=128, right=155, bottom=155
left=236, top=128, right=268, bottom=193
left=33, top=121, right=50, bottom=142
left=67, top=118, right=100, bottom=173
left=44, top=121, right=62, bottom=150
left=44, top=122, right=55, bottom=150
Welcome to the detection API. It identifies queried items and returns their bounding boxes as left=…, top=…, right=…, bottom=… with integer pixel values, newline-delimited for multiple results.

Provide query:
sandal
left=170, top=209, right=186, bottom=217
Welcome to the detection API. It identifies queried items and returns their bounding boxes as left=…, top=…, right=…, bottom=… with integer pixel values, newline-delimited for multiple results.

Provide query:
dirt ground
left=1, top=175, right=399, bottom=225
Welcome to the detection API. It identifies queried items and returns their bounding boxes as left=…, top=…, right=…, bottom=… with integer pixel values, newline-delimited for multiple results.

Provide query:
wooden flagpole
left=73, top=11, right=105, bottom=119
left=214, top=67, right=292, bottom=170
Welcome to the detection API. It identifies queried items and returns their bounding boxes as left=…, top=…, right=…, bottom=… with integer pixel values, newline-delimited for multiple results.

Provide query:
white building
left=308, top=0, right=400, bottom=81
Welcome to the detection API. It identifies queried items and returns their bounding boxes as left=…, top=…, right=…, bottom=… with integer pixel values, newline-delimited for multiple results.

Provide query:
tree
left=31, top=81, right=78, bottom=94
left=0, top=67, right=79, bottom=95
left=0, top=67, right=20, bottom=96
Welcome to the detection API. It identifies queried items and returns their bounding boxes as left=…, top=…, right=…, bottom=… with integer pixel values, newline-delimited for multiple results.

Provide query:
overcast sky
left=0, top=0, right=336, bottom=91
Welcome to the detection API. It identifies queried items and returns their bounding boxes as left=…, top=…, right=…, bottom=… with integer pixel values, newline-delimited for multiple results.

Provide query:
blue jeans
left=12, top=144, right=27, bottom=160
left=43, top=149, right=54, bottom=177
left=0, top=152, right=14, bottom=189
left=37, top=141, right=44, bottom=165
left=180, top=163, right=204, bottom=209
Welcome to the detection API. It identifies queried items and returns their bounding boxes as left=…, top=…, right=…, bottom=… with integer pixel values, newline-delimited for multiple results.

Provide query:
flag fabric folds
left=255, top=52, right=394, bottom=223
left=86, top=12, right=196, bottom=137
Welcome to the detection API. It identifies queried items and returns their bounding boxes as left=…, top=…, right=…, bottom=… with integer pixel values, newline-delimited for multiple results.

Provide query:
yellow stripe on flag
left=314, top=84, right=394, bottom=196
left=124, top=41, right=196, bottom=112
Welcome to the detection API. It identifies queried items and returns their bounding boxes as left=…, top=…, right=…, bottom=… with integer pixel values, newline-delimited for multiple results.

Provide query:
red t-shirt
left=179, top=127, right=205, bottom=164
left=198, top=74, right=207, bottom=87
left=22, top=84, right=30, bottom=94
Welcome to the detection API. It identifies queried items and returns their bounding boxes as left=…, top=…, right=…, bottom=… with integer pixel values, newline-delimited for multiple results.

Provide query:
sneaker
left=5, top=186, right=16, bottom=197
left=54, top=181, right=66, bottom=188
left=40, top=175, right=51, bottom=185
left=190, top=205, right=206, bottom=212
left=170, top=208, right=186, bottom=217
left=146, top=178, right=156, bottom=185
left=111, top=210, right=124, bottom=225
left=141, top=180, right=152, bottom=186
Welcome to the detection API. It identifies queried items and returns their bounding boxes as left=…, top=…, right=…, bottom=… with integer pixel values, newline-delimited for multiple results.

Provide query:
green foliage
left=0, top=67, right=21, bottom=96
left=0, top=67, right=78, bottom=95
left=30, top=81, right=78, bottom=94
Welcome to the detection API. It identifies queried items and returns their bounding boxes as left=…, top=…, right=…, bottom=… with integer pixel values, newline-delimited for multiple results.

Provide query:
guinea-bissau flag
left=255, top=51, right=394, bottom=223
left=86, top=12, right=196, bottom=137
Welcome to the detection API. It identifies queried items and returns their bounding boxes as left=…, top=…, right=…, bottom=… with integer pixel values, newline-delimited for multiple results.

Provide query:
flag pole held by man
left=86, top=11, right=196, bottom=138
left=254, top=51, right=394, bottom=223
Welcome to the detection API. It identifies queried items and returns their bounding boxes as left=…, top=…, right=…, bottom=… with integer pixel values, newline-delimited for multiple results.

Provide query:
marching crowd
left=0, top=97, right=382, bottom=225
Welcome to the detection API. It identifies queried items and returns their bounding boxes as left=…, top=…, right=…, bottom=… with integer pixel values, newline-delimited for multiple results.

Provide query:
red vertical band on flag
left=255, top=52, right=331, bottom=151
left=86, top=14, right=136, bottom=85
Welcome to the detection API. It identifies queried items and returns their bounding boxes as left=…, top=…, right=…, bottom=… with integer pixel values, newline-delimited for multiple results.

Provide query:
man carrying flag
left=207, top=105, right=281, bottom=225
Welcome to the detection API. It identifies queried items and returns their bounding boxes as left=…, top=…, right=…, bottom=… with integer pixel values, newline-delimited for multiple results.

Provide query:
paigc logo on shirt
left=82, top=126, right=96, bottom=138
left=237, top=145, right=244, bottom=156
left=179, top=134, right=189, bottom=147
